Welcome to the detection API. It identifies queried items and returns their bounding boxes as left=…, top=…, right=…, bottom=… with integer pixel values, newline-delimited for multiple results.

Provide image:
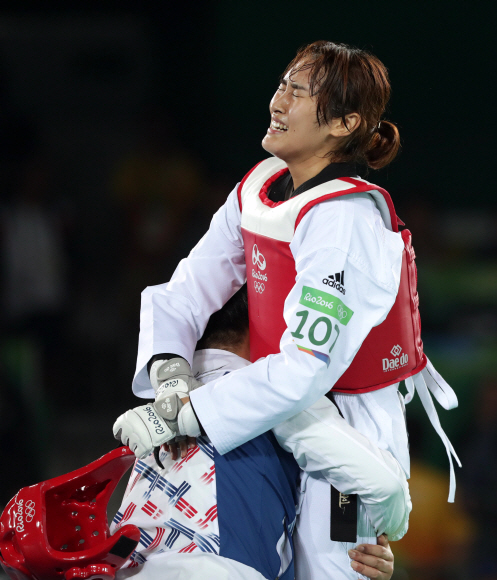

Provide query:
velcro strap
left=422, top=357, right=458, bottom=410
left=405, top=372, right=461, bottom=502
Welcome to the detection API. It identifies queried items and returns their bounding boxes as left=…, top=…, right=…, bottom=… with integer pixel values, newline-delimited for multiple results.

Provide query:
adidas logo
left=322, top=271, right=345, bottom=295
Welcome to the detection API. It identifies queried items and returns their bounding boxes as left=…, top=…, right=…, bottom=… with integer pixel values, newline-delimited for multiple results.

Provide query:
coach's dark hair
left=196, top=285, right=248, bottom=351
left=284, top=41, right=400, bottom=169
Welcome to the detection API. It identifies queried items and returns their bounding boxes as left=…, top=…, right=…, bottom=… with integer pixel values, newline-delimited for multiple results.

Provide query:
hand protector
left=150, top=357, right=202, bottom=433
left=113, top=404, right=175, bottom=459
left=178, top=401, right=201, bottom=437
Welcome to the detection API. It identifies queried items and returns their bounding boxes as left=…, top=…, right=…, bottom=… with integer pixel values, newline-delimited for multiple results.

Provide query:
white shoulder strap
left=240, top=159, right=390, bottom=243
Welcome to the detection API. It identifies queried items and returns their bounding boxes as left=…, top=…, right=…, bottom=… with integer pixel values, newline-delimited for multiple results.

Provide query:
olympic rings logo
left=254, top=281, right=265, bottom=294
left=337, top=305, right=348, bottom=320
left=25, top=500, right=36, bottom=522
left=252, top=244, right=266, bottom=271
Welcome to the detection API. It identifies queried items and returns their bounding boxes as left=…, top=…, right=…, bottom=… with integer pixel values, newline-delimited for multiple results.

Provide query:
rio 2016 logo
left=144, top=406, right=165, bottom=435
left=252, top=244, right=266, bottom=271
left=15, top=499, right=36, bottom=532
left=252, top=244, right=268, bottom=292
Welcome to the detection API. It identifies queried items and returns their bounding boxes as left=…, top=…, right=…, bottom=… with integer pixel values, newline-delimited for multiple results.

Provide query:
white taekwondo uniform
left=131, top=157, right=459, bottom=579
left=115, top=349, right=409, bottom=580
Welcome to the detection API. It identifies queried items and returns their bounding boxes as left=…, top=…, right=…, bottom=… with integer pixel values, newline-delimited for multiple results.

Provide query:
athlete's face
left=262, top=64, right=334, bottom=165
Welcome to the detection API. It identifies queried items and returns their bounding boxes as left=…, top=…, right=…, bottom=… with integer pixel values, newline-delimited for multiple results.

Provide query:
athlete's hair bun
left=365, top=120, right=400, bottom=170
left=285, top=41, right=401, bottom=170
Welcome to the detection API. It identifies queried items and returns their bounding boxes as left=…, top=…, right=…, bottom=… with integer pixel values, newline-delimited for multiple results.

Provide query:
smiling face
left=262, top=64, right=335, bottom=165
left=261, top=61, right=361, bottom=188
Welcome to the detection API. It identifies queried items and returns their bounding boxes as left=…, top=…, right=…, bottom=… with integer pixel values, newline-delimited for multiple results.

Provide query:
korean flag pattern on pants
left=111, top=436, right=220, bottom=568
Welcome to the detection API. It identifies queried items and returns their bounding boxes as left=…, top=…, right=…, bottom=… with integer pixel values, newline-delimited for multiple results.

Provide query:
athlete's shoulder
left=338, top=176, right=398, bottom=233
left=295, top=189, right=373, bottom=231
left=294, top=189, right=403, bottom=279
left=299, top=176, right=397, bottom=237
left=193, top=349, right=250, bottom=384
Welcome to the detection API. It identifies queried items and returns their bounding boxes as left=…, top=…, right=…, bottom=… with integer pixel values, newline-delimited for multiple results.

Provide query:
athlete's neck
left=202, top=331, right=251, bottom=362
left=286, top=156, right=332, bottom=190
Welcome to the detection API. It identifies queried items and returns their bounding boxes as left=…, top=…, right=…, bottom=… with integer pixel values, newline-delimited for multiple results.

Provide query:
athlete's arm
left=272, top=397, right=410, bottom=540
left=176, top=377, right=411, bottom=539
left=132, top=186, right=246, bottom=399
left=190, top=197, right=403, bottom=454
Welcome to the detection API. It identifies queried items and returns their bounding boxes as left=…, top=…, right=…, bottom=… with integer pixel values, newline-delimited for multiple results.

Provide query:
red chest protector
left=238, top=158, right=427, bottom=394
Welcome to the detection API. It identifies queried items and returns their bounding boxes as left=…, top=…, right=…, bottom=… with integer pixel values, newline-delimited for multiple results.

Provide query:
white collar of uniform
left=192, top=348, right=251, bottom=385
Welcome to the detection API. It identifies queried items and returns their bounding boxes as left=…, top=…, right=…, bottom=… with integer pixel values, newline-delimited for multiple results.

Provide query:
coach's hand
left=113, top=404, right=175, bottom=459
left=150, top=358, right=202, bottom=434
left=348, top=534, right=394, bottom=580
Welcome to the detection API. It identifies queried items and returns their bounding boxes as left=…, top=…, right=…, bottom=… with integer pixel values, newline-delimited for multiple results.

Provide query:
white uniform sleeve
left=191, top=194, right=405, bottom=453
left=272, top=397, right=411, bottom=540
left=132, top=187, right=246, bottom=397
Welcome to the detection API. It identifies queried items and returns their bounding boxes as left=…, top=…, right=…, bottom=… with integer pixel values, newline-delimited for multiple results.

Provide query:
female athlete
left=114, top=41, right=459, bottom=579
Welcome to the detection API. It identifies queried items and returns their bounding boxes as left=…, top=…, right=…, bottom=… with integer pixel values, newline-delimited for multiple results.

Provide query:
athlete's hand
left=348, top=534, right=394, bottom=579
left=150, top=358, right=202, bottom=434
left=165, top=397, right=200, bottom=459
left=113, top=404, right=175, bottom=459
left=167, top=437, right=198, bottom=460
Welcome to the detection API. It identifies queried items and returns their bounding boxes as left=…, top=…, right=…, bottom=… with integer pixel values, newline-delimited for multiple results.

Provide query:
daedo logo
left=299, top=286, right=354, bottom=326
left=252, top=244, right=267, bottom=293
left=163, top=362, right=180, bottom=374
left=322, top=271, right=346, bottom=295
left=382, top=345, right=409, bottom=372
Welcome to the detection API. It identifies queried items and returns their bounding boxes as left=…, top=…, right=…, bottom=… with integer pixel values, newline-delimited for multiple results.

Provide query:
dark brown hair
left=196, top=284, right=248, bottom=351
left=283, top=41, right=400, bottom=169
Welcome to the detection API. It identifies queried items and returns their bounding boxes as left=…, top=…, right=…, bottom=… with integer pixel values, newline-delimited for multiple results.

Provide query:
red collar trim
left=244, top=168, right=402, bottom=233
left=258, top=168, right=290, bottom=208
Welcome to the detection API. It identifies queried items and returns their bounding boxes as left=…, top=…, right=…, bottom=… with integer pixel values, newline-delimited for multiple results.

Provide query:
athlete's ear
left=329, top=113, right=361, bottom=137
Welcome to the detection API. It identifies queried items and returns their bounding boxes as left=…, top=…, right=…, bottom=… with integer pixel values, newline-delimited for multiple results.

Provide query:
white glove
left=113, top=404, right=175, bottom=459
left=150, top=358, right=202, bottom=433
left=178, top=402, right=201, bottom=437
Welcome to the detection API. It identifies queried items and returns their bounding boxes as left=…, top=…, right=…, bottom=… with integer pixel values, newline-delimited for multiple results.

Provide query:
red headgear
left=0, top=447, right=140, bottom=580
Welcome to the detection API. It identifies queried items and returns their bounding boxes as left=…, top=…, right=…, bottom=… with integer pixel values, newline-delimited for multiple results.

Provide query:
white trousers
left=117, top=553, right=266, bottom=580
left=295, top=475, right=376, bottom=580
